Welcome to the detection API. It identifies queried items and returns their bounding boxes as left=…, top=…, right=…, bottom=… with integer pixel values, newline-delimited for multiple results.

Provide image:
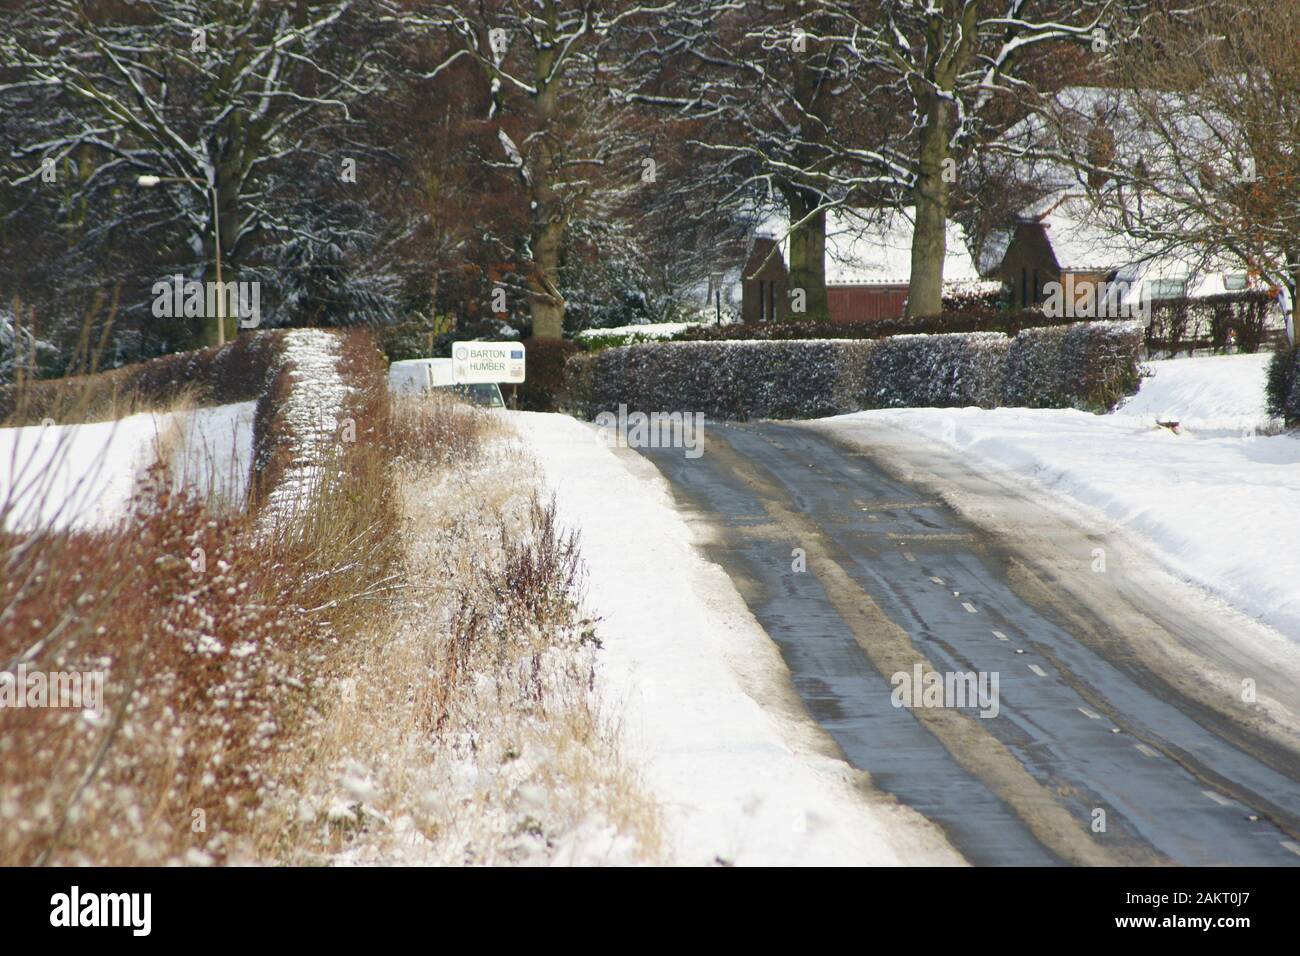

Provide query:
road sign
left=451, top=341, right=526, bottom=383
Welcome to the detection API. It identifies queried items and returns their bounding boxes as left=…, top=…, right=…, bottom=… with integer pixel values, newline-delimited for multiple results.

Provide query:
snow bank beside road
left=815, top=354, right=1300, bottom=641
left=511, top=410, right=962, bottom=866
left=0, top=401, right=255, bottom=531
left=164, top=401, right=257, bottom=507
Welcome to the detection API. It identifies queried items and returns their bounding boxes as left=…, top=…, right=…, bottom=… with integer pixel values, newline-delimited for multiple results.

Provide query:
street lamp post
left=137, top=174, right=226, bottom=346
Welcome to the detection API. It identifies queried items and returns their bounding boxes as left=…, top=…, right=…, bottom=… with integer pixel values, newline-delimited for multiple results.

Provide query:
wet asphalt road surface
left=637, top=421, right=1300, bottom=866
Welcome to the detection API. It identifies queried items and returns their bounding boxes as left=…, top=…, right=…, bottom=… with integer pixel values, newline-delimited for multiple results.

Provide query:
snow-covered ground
left=0, top=401, right=255, bottom=532
left=512, top=410, right=962, bottom=866
left=816, top=352, right=1300, bottom=641
left=166, top=402, right=258, bottom=507
left=1116, top=352, right=1279, bottom=436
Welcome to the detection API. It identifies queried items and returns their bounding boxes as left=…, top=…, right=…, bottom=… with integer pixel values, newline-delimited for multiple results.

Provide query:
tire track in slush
left=742, top=423, right=1300, bottom=862
left=638, top=430, right=1124, bottom=863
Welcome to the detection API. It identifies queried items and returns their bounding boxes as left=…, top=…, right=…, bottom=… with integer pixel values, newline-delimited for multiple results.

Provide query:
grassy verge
left=259, top=393, right=662, bottom=864
left=0, top=329, right=394, bottom=863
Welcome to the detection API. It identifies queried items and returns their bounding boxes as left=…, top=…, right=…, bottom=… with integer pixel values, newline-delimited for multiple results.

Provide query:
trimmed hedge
left=1002, top=321, right=1142, bottom=409
left=565, top=321, right=1143, bottom=421
left=1146, top=291, right=1279, bottom=355
left=569, top=339, right=873, bottom=420
left=866, top=333, right=1008, bottom=409
left=575, top=330, right=673, bottom=352
left=1266, top=346, right=1300, bottom=426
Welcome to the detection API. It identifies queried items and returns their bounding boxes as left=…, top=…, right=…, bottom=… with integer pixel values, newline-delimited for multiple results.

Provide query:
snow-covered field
left=512, top=410, right=962, bottom=866
left=0, top=401, right=255, bottom=531
left=817, top=352, right=1300, bottom=641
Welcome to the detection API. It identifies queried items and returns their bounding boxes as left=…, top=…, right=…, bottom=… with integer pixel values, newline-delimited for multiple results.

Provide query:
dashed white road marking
left=930, top=576, right=944, bottom=585
left=992, top=630, right=1009, bottom=642
left=1201, top=790, right=1233, bottom=807
left=1028, top=664, right=1048, bottom=677
left=1077, top=706, right=1100, bottom=720
left=1282, top=841, right=1300, bottom=857
left=961, top=602, right=978, bottom=614
left=1134, top=743, right=1161, bottom=758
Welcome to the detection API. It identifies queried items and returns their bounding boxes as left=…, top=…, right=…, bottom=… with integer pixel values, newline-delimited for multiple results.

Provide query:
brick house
left=740, top=206, right=994, bottom=323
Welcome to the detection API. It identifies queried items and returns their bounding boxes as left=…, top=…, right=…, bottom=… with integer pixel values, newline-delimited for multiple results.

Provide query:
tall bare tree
left=1034, top=0, right=1300, bottom=343
left=404, top=2, right=668, bottom=339
left=819, top=0, right=1122, bottom=315
left=624, top=1, right=1118, bottom=318
left=621, top=1, right=894, bottom=322
left=1, top=0, right=392, bottom=346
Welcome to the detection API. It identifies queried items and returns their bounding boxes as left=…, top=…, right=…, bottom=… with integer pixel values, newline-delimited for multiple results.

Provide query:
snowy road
left=637, top=421, right=1300, bottom=866
left=516, top=411, right=963, bottom=866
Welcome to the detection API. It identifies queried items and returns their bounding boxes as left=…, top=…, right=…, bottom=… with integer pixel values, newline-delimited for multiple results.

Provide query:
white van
left=388, top=358, right=505, bottom=408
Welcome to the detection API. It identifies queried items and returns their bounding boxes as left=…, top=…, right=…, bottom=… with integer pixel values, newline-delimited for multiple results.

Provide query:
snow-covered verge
left=1118, top=352, right=1280, bottom=435
left=813, top=353, right=1300, bottom=641
left=163, top=402, right=256, bottom=505
left=0, top=400, right=255, bottom=531
left=511, top=410, right=964, bottom=866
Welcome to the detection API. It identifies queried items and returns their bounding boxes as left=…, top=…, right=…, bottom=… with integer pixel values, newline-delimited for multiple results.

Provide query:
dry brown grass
left=254, top=395, right=663, bottom=865
left=0, top=329, right=397, bottom=865
left=1, top=328, right=661, bottom=866
left=0, top=487, right=283, bottom=864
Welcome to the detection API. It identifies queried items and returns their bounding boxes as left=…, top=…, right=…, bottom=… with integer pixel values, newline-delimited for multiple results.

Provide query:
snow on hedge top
left=576, top=322, right=701, bottom=341
left=258, top=329, right=350, bottom=527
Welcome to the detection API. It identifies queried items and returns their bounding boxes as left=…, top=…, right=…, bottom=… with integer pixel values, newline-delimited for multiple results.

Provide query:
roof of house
left=1019, top=193, right=1265, bottom=302
left=977, top=229, right=1014, bottom=277
left=976, top=85, right=1280, bottom=293
left=742, top=236, right=788, bottom=280
left=1029, top=194, right=1140, bottom=273
left=756, top=205, right=985, bottom=287
left=996, top=86, right=1252, bottom=195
